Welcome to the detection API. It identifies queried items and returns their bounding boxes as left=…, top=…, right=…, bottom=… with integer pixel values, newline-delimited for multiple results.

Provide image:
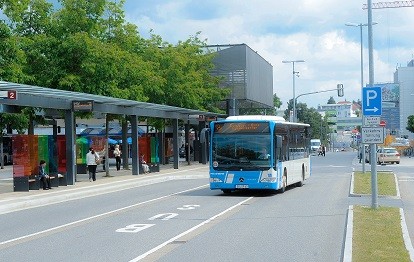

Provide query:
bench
left=13, top=174, right=65, bottom=192
left=148, top=163, right=159, bottom=173
left=139, top=163, right=159, bottom=174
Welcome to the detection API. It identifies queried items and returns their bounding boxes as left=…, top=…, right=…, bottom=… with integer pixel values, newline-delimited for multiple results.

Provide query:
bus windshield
left=212, top=134, right=271, bottom=171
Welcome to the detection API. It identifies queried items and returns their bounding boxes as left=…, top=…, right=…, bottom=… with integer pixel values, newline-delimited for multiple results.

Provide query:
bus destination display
left=214, top=122, right=269, bottom=133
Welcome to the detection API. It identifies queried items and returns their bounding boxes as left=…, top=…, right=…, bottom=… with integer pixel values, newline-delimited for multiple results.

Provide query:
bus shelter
left=0, top=81, right=222, bottom=189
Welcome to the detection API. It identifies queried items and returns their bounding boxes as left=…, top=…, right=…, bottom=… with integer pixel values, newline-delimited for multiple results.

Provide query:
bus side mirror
left=276, top=135, right=282, bottom=149
left=200, top=128, right=210, bottom=143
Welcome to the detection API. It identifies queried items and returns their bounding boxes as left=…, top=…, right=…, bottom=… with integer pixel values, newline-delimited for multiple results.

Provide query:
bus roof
left=226, top=115, right=285, bottom=121
left=224, top=115, right=310, bottom=127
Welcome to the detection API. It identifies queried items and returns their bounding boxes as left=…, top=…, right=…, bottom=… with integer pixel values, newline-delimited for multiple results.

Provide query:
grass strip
left=353, top=171, right=396, bottom=196
left=353, top=206, right=410, bottom=262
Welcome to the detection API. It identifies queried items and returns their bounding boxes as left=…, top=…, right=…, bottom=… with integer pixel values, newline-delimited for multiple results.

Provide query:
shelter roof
left=0, top=81, right=224, bottom=120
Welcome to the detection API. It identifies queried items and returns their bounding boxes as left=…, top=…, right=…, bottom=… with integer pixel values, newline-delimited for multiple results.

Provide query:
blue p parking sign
left=362, top=87, right=382, bottom=116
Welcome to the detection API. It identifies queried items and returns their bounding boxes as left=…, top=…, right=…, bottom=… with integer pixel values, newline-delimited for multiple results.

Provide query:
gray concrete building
left=394, top=59, right=414, bottom=139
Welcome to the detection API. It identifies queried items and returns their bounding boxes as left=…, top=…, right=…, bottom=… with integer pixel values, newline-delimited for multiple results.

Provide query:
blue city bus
left=209, top=115, right=311, bottom=193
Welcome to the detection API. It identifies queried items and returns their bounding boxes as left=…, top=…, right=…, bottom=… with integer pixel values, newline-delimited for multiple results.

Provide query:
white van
left=310, top=139, right=321, bottom=155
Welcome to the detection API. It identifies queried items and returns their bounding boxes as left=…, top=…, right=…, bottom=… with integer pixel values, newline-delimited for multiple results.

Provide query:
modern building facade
left=394, top=60, right=414, bottom=139
left=375, top=83, right=400, bottom=136
left=205, top=44, right=274, bottom=115
left=317, top=101, right=361, bottom=132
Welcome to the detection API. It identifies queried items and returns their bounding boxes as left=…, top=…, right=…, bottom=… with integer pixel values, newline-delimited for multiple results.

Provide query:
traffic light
left=337, top=84, right=344, bottom=97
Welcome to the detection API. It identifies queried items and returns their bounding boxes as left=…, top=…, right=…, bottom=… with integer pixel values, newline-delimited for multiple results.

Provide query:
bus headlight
left=210, top=178, right=223, bottom=183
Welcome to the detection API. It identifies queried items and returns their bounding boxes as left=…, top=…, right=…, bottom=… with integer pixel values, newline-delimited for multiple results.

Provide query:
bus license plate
left=236, top=184, right=249, bottom=189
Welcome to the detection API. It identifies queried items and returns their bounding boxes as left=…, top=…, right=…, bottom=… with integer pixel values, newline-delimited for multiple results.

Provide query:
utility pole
left=367, top=0, right=379, bottom=209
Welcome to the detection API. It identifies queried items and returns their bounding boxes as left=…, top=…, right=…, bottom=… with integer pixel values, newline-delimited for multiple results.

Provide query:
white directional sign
left=361, top=127, right=385, bottom=144
left=362, top=87, right=382, bottom=116
left=364, top=116, right=380, bottom=126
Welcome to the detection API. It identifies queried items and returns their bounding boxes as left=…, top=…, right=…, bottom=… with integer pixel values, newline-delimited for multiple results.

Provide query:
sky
left=122, top=0, right=414, bottom=110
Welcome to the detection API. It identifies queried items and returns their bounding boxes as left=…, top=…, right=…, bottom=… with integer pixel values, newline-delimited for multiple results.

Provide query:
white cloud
left=125, top=0, right=414, bottom=109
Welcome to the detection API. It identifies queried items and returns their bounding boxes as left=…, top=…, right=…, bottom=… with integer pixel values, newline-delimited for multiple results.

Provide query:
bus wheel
left=222, top=189, right=231, bottom=194
left=279, top=172, right=287, bottom=193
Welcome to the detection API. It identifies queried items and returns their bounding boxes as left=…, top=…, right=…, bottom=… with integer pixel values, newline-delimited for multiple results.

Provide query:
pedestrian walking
left=86, top=147, right=100, bottom=181
left=114, top=144, right=122, bottom=171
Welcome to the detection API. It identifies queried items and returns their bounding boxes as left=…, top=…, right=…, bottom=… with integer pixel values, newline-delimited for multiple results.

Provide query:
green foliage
left=0, top=0, right=230, bottom=133
left=406, top=115, right=414, bottom=133
left=283, top=100, right=328, bottom=140
left=0, top=112, right=29, bottom=135
left=0, top=22, right=31, bottom=83
left=327, top=96, right=336, bottom=104
left=53, top=0, right=106, bottom=37
left=141, top=32, right=228, bottom=112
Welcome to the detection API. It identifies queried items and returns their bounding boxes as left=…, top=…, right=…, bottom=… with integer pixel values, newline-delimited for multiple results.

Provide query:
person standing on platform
left=86, top=147, right=100, bottom=181
left=114, top=144, right=122, bottom=171
left=39, top=160, right=52, bottom=190
left=185, top=142, right=193, bottom=162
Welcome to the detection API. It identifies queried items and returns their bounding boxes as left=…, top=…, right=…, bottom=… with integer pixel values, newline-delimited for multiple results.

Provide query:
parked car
left=366, top=147, right=400, bottom=164
left=377, top=147, right=400, bottom=164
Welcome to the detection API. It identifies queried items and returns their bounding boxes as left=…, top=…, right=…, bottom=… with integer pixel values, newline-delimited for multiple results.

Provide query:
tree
left=0, top=112, right=29, bottom=168
left=142, top=32, right=229, bottom=112
left=273, top=94, right=282, bottom=109
left=283, top=101, right=328, bottom=140
left=327, top=96, right=336, bottom=104
left=407, top=115, right=414, bottom=133
left=0, top=0, right=230, bottom=133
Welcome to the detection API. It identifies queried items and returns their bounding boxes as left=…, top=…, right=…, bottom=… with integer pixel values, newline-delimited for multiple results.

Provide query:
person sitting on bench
left=140, top=154, right=150, bottom=174
left=39, top=160, right=52, bottom=190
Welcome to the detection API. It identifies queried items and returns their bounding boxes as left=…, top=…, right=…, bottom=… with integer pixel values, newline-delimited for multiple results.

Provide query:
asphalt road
left=1, top=151, right=360, bottom=261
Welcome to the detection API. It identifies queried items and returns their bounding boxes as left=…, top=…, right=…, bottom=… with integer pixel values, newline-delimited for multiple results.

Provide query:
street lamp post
left=282, top=60, right=305, bottom=122
left=345, top=21, right=377, bottom=174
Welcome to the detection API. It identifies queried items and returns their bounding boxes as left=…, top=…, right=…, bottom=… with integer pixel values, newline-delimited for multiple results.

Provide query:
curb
left=0, top=168, right=208, bottom=215
left=343, top=205, right=353, bottom=262
left=349, top=171, right=400, bottom=199
left=400, top=208, right=414, bottom=261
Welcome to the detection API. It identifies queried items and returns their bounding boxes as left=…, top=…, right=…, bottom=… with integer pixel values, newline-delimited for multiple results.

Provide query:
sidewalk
left=0, top=161, right=209, bottom=215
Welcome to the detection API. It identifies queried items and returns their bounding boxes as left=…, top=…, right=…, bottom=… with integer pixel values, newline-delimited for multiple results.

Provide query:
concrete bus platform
left=0, top=161, right=209, bottom=215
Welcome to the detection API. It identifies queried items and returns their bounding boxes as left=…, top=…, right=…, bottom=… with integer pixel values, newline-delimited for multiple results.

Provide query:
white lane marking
left=0, top=184, right=209, bottom=247
left=177, top=204, right=200, bottom=210
left=394, top=173, right=401, bottom=198
left=129, top=196, right=254, bottom=262
left=116, top=224, right=155, bottom=233
left=148, top=213, right=178, bottom=221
